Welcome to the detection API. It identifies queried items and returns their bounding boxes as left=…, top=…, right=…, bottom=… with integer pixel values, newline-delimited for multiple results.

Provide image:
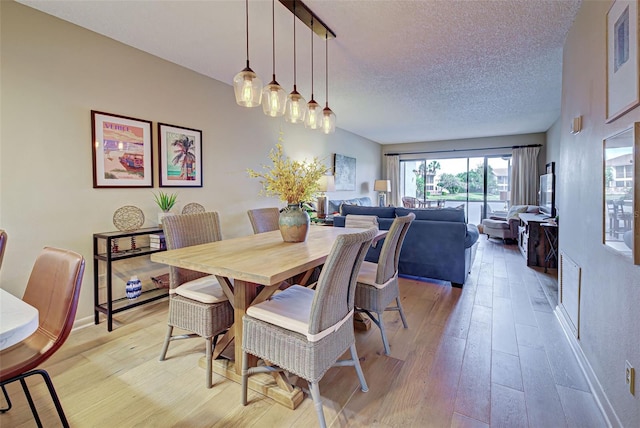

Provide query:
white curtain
left=510, top=146, right=540, bottom=206
left=386, top=155, right=400, bottom=207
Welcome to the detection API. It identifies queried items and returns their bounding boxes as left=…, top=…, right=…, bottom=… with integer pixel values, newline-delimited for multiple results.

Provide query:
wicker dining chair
left=241, top=228, right=376, bottom=428
left=0, top=247, right=85, bottom=427
left=247, top=207, right=280, bottom=234
left=355, top=213, right=415, bottom=355
left=159, top=212, right=234, bottom=389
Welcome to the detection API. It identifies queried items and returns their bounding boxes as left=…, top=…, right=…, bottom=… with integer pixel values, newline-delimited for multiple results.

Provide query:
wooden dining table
left=151, top=225, right=385, bottom=409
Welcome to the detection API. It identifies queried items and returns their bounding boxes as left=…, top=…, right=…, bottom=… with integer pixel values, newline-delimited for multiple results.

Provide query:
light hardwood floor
left=1, top=238, right=607, bottom=427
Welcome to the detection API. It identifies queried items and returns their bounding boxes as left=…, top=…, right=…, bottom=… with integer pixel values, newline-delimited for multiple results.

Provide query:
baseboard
left=554, top=306, right=621, bottom=428
left=72, top=314, right=96, bottom=332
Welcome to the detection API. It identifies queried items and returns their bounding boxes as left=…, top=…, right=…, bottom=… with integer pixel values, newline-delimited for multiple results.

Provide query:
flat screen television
left=539, top=173, right=555, bottom=217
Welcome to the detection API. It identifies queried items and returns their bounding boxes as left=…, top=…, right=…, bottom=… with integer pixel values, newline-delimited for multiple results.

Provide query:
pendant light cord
left=245, top=0, right=250, bottom=68
left=271, top=0, right=276, bottom=79
left=293, top=0, right=297, bottom=88
left=310, top=17, right=314, bottom=98
left=325, top=32, right=329, bottom=107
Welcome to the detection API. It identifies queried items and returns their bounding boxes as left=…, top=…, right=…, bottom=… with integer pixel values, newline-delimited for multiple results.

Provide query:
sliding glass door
left=400, top=155, right=511, bottom=223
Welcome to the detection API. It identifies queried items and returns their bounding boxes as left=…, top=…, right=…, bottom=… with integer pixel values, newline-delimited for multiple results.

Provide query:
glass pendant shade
left=305, top=99, right=322, bottom=129
left=262, top=79, right=287, bottom=117
left=322, top=105, right=336, bottom=134
left=234, top=66, right=263, bottom=107
left=285, top=87, right=307, bottom=124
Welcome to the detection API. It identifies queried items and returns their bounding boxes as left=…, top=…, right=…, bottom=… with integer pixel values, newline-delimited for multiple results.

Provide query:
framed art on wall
left=606, top=0, right=639, bottom=123
left=91, top=110, right=153, bottom=188
left=158, top=123, right=202, bottom=187
left=603, top=122, right=638, bottom=264
left=334, top=153, right=356, bottom=191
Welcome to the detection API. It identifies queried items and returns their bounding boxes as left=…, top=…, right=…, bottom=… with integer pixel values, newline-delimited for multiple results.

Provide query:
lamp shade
left=374, top=180, right=391, bottom=192
left=317, top=175, right=336, bottom=192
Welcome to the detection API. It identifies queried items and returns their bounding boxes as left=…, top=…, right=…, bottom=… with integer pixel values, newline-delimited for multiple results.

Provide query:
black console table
left=93, top=227, right=168, bottom=331
left=518, top=213, right=558, bottom=269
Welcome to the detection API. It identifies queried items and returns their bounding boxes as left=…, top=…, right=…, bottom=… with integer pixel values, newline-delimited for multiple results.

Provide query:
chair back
left=247, top=207, right=280, bottom=234
left=0, top=229, right=6, bottom=271
left=162, top=212, right=222, bottom=290
left=402, top=197, right=417, bottom=208
left=375, top=213, right=415, bottom=284
left=182, top=202, right=206, bottom=214
left=5, top=247, right=85, bottom=379
left=308, top=228, right=376, bottom=334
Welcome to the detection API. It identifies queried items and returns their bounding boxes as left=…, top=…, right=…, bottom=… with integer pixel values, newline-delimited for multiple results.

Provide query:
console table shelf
left=93, top=227, right=168, bottom=331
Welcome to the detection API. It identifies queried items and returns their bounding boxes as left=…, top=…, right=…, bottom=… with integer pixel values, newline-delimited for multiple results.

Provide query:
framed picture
left=91, top=110, right=153, bottom=188
left=606, top=0, right=639, bottom=123
left=334, top=153, right=356, bottom=191
left=603, top=122, right=638, bottom=264
left=158, top=123, right=202, bottom=187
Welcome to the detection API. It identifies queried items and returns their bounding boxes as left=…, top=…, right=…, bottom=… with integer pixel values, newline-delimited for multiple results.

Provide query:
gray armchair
left=482, top=205, right=539, bottom=242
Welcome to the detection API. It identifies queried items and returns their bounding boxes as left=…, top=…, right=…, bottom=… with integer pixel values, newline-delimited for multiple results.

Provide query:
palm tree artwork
left=171, top=134, right=196, bottom=180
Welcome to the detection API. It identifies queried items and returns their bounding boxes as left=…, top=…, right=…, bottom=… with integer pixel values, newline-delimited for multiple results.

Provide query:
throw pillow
left=506, top=205, right=528, bottom=220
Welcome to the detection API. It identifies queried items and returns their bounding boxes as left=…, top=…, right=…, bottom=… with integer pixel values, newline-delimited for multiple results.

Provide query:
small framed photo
left=158, top=123, right=202, bottom=187
left=606, top=0, right=639, bottom=122
left=92, top=111, right=153, bottom=188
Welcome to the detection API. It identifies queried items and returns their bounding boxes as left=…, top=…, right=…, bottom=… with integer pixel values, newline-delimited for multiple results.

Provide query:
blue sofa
left=333, top=205, right=479, bottom=287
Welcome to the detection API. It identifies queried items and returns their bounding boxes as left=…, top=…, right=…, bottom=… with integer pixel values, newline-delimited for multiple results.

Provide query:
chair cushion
left=356, top=261, right=396, bottom=289
left=174, top=275, right=228, bottom=303
left=246, top=285, right=352, bottom=342
left=482, top=218, right=511, bottom=230
left=506, top=205, right=528, bottom=220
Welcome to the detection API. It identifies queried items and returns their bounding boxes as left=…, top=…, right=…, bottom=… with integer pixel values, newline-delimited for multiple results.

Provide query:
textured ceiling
left=17, top=0, right=582, bottom=145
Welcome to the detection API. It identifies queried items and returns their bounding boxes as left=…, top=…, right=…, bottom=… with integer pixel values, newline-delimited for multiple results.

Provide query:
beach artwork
left=158, top=123, right=202, bottom=187
left=102, top=121, right=146, bottom=180
left=92, top=111, right=153, bottom=188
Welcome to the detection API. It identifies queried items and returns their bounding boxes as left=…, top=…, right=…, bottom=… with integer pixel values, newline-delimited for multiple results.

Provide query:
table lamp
left=317, top=175, right=336, bottom=218
left=374, top=179, right=391, bottom=207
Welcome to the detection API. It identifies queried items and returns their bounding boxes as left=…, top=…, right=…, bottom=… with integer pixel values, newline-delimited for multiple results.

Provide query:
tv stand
left=518, top=213, right=557, bottom=268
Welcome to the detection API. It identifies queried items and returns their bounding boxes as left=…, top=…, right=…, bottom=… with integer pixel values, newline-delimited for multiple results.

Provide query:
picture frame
left=158, top=123, right=202, bottom=187
left=334, top=153, right=356, bottom=191
left=602, top=122, right=638, bottom=264
left=92, top=110, right=153, bottom=188
left=606, top=0, right=639, bottom=123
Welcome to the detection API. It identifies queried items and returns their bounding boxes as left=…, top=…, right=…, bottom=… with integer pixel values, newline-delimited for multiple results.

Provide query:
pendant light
left=233, top=0, right=262, bottom=107
left=285, top=0, right=307, bottom=124
left=305, top=17, right=322, bottom=130
left=322, top=32, right=336, bottom=134
left=262, top=0, right=286, bottom=117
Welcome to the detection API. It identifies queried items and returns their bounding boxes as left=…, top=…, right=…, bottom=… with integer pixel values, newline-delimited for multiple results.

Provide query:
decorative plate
left=113, top=206, right=145, bottom=232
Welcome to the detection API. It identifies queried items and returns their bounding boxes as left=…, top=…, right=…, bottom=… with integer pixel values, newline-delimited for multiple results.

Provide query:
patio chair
left=241, top=228, right=376, bottom=428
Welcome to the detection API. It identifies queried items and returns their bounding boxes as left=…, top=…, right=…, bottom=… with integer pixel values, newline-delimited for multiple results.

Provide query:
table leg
left=234, top=279, right=259, bottom=374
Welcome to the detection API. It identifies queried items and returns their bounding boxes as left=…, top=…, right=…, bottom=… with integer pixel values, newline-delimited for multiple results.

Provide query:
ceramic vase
left=126, top=275, right=142, bottom=299
left=279, top=203, right=310, bottom=242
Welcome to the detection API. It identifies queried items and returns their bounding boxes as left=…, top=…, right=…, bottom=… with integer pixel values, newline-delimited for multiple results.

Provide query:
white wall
left=0, top=2, right=381, bottom=320
left=554, top=2, right=640, bottom=426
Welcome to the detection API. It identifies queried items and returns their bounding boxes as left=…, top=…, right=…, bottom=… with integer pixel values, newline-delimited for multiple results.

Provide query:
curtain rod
left=384, top=143, right=542, bottom=156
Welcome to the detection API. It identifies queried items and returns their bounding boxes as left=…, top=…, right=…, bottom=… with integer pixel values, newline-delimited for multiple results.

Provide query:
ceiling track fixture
left=262, top=0, right=287, bottom=117
left=305, top=17, right=321, bottom=130
left=233, top=0, right=262, bottom=107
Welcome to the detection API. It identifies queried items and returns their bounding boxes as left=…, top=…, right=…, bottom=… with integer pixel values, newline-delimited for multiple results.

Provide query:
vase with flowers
left=248, top=138, right=327, bottom=242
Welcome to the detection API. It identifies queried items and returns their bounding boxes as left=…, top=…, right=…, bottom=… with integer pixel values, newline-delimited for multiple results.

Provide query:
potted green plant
left=153, top=191, right=178, bottom=225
